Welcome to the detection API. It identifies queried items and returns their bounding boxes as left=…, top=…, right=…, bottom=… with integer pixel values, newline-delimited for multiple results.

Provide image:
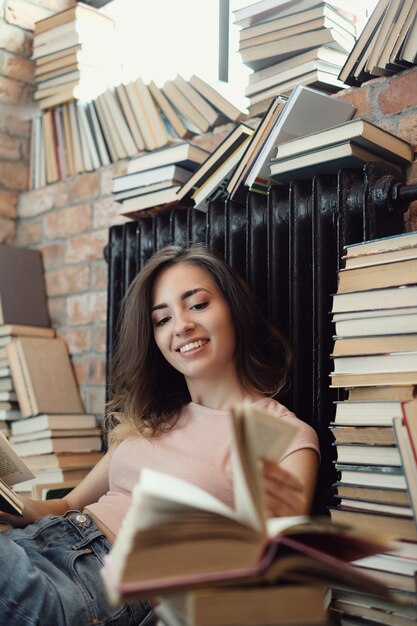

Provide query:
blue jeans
left=0, top=511, right=153, bottom=626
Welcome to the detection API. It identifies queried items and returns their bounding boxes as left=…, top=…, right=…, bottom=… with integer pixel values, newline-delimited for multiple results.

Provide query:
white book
left=245, top=84, right=354, bottom=187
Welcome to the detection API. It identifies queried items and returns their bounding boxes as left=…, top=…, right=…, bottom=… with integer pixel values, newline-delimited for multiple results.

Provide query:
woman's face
left=151, top=262, right=236, bottom=383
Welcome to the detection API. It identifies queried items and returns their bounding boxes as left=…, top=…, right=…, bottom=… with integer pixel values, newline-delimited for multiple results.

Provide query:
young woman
left=0, top=244, right=319, bottom=626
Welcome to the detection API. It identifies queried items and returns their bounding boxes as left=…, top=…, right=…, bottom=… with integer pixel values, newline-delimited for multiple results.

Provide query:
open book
left=101, top=400, right=391, bottom=604
left=0, top=431, right=34, bottom=515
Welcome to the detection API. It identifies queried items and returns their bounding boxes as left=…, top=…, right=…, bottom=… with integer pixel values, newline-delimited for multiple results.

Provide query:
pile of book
left=269, top=116, right=414, bottom=183
left=32, top=2, right=119, bottom=110
left=113, top=85, right=356, bottom=215
left=111, top=141, right=211, bottom=217
left=0, top=245, right=103, bottom=499
left=29, top=74, right=246, bottom=190
left=101, top=401, right=396, bottom=625
left=339, top=0, right=417, bottom=87
left=233, top=0, right=358, bottom=117
left=328, top=230, right=417, bottom=622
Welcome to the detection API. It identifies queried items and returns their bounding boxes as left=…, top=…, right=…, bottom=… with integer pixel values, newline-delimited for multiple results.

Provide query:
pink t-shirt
left=86, top=398, right=319, bottom=537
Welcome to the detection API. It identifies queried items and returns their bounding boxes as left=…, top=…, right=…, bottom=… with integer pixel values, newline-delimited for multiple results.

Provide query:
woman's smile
left=151, top=262, right=236, bottom=385
left=177, top=338, right=210, bottom=354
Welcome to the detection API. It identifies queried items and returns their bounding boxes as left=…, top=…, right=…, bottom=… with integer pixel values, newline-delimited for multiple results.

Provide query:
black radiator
left=104, top=162, right=410, bottom=513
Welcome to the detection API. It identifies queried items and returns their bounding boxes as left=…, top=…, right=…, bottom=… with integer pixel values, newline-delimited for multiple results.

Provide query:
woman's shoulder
left=254, top=397, right=297, bottom=419
left=255, top=397, right=318, bottom=439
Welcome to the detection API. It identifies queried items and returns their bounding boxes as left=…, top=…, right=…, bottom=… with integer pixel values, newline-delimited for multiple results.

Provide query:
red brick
left=5, top=0, right=51, bottom=31
left=18, top=82, right=35, bottom=107
left=398, top=112, right=417, bottom=149
left=0, top=189, right=17, bottom=218
left=0, top=22, right=26, bottom=54
left=409, top=201, right=417, bottom=231
left=39, top=242, right=66, bottom=269
left=0, top=75, right=23, bottom=104
left=67, top=290, right=107, bottom=325
left=45, top=264, right=89, bottom=296
left=92, top=326, right=106, bottom=353
left=47, top=296, right=66, bottom=327
left=407, top=159, right=417, bottom=184
left=58, top=328, right=91, bottom=355
left=65, top=229, right=108, bottom=263
left=335, top=86, right=372, bottom=118
left=379, top=69, right=417, bottom=116
left=82, top=385, right=105, bottom=416
left=67, top=294, right=89, bottom=325
left=91, top=260, right=108, bottom=289
left=18, top=182, right=67, bottom=217
left=73, top=358, right=106, bottom=385
left=93, top=197, right=130, bottom=229
left=14, top=219, right=41, bottom=246
left=99, top=164, right=120, bottom=195
left=68, top=172, right=100, bottom=202
left=0, top=131, right=23, bottom=160
left=2, top=53, right=34, bottom=85
left=192, top=125, right=233, bottom=152
left=0, top=161, right=28, bottom=190
left=43, top=203, right=92, bottom=239
left=0, top=216, right=16, bottom=243
left=89, top=291, right=107, bottom=322
left=0, top=104, right=31, bottom=137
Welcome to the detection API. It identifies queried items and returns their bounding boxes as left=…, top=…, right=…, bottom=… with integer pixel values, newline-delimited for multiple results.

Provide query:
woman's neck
left=186, top=376, right=264, bottom=412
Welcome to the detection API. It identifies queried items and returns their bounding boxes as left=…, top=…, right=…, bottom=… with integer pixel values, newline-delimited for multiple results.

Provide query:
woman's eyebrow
left=181, top=287, right=211, bottom=301
left=151, top=287, right=211, bottom=312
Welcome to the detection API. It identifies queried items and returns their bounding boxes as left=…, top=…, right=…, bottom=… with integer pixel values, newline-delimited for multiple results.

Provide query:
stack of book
left=29, top=74, right=246, bottom=191
left=0, top=245, right=103, bottom=496
left=0, top=244, right=53, bottom=428
left=328, top=230, right=417, bottom=618
left=233, top=0, right=358, bottom=117
left=269, top=117, right=414, bottom=183
left=111, top=84, right=357, bottom=214
left=112, top=142, right=211, bottom=218
left=175, top=123, right=255, bottom=212
left=32, top=2, right=119, bottom=110
left=339, top=0, right=417, bottom=87
left=226, top=84, right=354, bottom=199
left=5, top=329, right=103, bottom=496
left=8, top=412, right=102, bottom=496
left=101, top=401, right=394, bottom=622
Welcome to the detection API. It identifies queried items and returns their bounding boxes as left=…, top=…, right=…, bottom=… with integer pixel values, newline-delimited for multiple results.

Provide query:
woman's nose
left=174, top=314, right=195, bottom=336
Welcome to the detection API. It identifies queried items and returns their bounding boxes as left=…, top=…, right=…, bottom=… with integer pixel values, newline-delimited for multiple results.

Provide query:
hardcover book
left=6, top=337, right=85, bottom=418
left=0, top=431, right=34, bottom=515
left=0, top=246, right=50, bottom=328
left=101, top=400, right=390, bottom=604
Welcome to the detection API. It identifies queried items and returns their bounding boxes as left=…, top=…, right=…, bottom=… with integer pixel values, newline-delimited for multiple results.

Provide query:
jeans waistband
left=63, top=510, right=108, bottom=550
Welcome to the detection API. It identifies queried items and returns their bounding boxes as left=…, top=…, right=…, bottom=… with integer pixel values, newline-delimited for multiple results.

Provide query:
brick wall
left=336, top=67, right=417, bottom=231
left=1, top=0, right=417, bottom=420
left=0, top=1, right=76, bottom=242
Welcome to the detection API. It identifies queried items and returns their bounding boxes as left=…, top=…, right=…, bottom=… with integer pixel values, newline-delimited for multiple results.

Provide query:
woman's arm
left=0, top=452, right=111, bottom=528
left=262, top=448, right=319, bottom=517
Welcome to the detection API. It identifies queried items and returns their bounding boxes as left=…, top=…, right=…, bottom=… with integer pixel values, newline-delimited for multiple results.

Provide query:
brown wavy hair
left=106, top=244, right=291, bottom=446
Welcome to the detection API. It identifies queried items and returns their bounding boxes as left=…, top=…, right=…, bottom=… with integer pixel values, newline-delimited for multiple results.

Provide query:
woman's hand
left=262, top=445, right=319, bottom=518
left=0, top=495, right=69, bottom=529
left=262, top=459, right=309, bottom=517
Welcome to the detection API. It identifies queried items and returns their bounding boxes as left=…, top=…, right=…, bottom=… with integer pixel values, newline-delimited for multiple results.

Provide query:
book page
left=132, top=468, right=237, bottom=530
left=0, top=431, right=35, bottom=485
left=230, top=400, right=299, bottom=536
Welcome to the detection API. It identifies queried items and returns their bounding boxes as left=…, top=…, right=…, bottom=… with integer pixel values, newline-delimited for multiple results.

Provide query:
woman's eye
left=191, top=301, right=209, bottom=311
left=155, top=316, right=170, bottom=327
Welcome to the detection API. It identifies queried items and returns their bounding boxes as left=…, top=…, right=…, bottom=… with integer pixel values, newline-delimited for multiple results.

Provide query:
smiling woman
left=0, top=244, right=319, bottom=626
left=151, top=263, right=237, bottom=400
left=104, top=243, right=320, bottom=521
left=107, top=244, right=292, bottom=440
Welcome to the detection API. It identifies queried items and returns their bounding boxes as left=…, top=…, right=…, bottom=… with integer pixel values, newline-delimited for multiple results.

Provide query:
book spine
left=5, top=342, right=34, bottom=418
